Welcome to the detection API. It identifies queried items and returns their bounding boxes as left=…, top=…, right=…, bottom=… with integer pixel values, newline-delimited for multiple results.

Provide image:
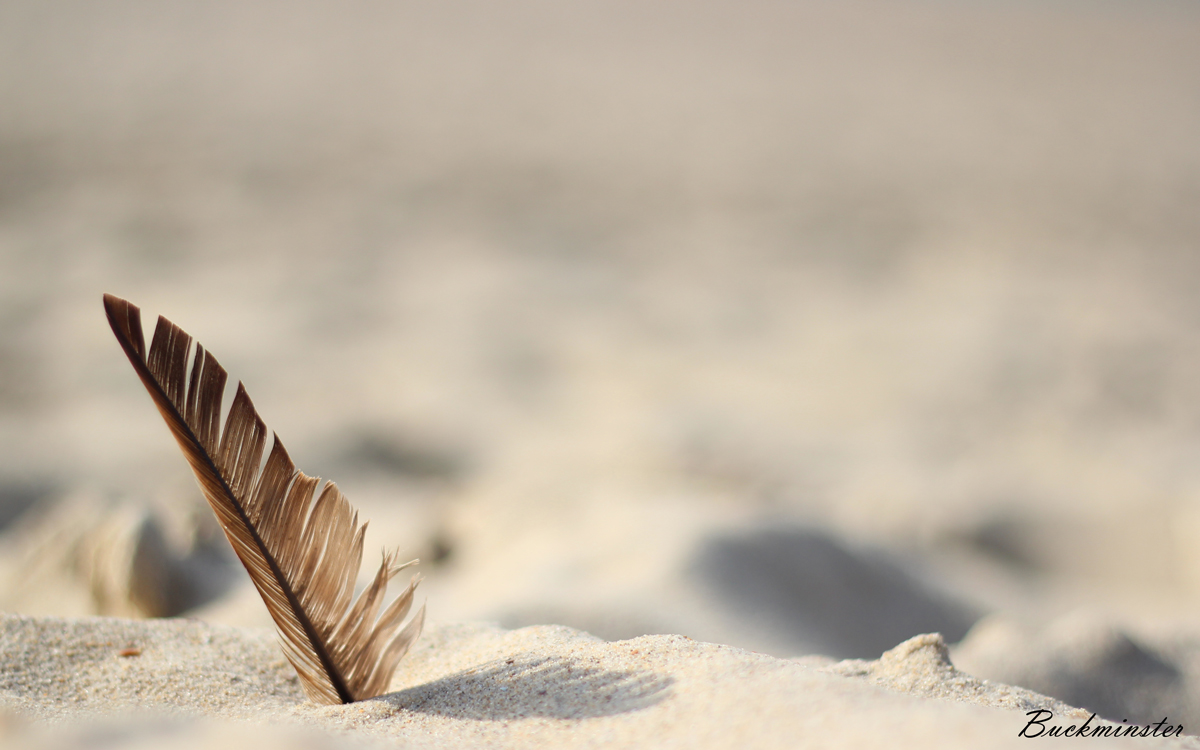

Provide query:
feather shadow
left=380, top=655, right=674, bottom=720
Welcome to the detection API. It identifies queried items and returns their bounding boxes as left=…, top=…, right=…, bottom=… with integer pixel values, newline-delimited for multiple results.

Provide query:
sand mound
left=1, top=614, right=1196, bottom=749
left=955, top=612, right=1200, bottom=729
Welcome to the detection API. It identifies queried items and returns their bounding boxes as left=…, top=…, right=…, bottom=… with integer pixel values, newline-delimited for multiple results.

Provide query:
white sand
left=1, top=613, right=1196, bottom=749
left=2, top=1, right=1200, bottom=747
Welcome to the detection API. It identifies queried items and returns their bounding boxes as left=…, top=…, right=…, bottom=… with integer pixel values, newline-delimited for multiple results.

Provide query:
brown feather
left=102, top=294, right=424, bottom=704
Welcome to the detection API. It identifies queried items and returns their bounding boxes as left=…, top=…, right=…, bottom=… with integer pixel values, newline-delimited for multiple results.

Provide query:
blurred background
left=2, top=0, right=1200, bottom=724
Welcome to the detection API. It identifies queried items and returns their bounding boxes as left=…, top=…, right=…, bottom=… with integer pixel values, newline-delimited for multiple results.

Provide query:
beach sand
left=2, top=0, right=1200, bottom=746
left=5, top=613, right=1190, bottom=750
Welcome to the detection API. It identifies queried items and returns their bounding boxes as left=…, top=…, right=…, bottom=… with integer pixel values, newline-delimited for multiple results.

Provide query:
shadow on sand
left=377, top=655, right=673, bottom=720
left=693, top=526, right=980, bottom=659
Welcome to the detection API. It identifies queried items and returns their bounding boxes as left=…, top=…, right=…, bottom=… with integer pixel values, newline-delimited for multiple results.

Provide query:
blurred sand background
left=2, top=0, right=1200, bottom=730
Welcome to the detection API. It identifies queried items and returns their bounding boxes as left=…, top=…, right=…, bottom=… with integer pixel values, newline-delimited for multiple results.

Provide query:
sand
left=4, top=613, right=1194, bottom=750
left=3, top=0, right=1200, bottom=746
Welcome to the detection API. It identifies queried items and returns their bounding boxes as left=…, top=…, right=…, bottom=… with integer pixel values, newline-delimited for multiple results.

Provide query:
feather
left=102, top=294, right=424, bottom=704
